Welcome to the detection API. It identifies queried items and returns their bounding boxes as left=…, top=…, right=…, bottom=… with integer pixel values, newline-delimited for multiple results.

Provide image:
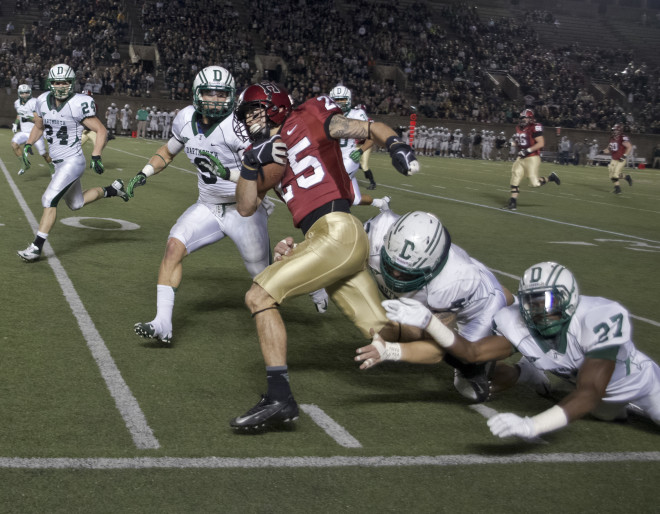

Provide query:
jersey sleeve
left=170, top=108, right=188, bottom=143
left=580, top=300, right=631, bottom=355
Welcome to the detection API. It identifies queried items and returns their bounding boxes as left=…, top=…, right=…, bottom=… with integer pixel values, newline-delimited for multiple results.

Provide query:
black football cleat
left=503, top=198, right=517, bottom=211
left=613, top=185, right=622, bottom=195
left=230, top=394, right=299, bottom=432
left=453, top=361, right=495, bottom=403
left=548, top=172, right=561, bottom=185
left=624, top=174, right=633, bottom=186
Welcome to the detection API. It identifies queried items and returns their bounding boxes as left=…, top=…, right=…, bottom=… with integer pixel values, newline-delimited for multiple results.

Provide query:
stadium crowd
left=1, top=0, right=659, bottom=133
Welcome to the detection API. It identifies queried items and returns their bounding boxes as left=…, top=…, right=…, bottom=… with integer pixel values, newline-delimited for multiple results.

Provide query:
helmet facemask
left=194, top=86, right=235, bottom=120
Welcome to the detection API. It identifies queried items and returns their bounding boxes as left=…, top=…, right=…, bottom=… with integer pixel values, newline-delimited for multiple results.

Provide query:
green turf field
left=1, top=131, right=659, bottom=513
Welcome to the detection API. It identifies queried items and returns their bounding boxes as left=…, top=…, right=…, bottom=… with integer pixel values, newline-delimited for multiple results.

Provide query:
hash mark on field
left=300, top=404, right=362, bottom=448
left=469, top=404, right=548, bottom=445
left=2, top=158, right=160, bottom=450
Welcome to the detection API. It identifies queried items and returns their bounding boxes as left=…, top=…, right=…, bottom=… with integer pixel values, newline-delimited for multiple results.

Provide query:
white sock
left=37, top=231, right=49, bottom=240
left=155, top=284, right=175, bottom=327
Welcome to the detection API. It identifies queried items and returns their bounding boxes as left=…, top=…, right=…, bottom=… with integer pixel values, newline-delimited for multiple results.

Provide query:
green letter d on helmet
left=380, top=211, right=451, bottom=293
left=47, top=64, right=76, bottom=100
left=518, top=262, right=580, bottom=338
left=193, top=66, right=236, bottom=120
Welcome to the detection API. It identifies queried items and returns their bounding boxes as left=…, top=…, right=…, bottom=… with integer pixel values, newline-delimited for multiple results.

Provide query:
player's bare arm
left=82, top=116, right=107, bottom=155
left=558, top=357, right=615, bottom=422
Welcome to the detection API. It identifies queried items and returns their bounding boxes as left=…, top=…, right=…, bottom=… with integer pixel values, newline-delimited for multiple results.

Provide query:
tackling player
left=603, top=123, right=633, bottom=195
left=504, top=109, right=560, bottom=211
left=232, top=81, right=419, bottom=431
left=383, top=262, right=660, bottom=438
left=354, top=210, right=549, bottom=401
left=11, top=84, right=53, bottom=175
left=17, top=64, right=128, bottom=263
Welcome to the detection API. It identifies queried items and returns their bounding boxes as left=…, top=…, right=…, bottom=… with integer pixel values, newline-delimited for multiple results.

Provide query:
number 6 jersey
left=34, top=91, right=97, bottom=160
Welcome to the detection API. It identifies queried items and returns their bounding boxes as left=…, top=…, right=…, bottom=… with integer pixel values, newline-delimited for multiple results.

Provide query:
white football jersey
left=170, top=105, right=248, bottom=204
left=106, top=106, right=118, bottom=121
left=34, top=92, right=96, bottom=160
left=14, top=97, right=38, bottom=133
left=493, top=296, right=657, bottom=403
left=337, top=106, right=368, bottom=177
left=365, top=211, right=507, bottom=341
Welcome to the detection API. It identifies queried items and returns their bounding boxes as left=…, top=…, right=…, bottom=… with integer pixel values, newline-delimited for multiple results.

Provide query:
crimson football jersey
left=277, top=96, right=354, bottom=227
left=608, top=133, right=629, bottom=160
left=515, top=122, right=543, bottom=157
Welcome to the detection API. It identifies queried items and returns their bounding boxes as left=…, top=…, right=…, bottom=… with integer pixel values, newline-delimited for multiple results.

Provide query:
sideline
left=1, top=158, right=160, bottom=450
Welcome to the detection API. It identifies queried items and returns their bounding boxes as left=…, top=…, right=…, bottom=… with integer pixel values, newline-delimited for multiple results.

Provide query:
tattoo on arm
left=329, top=115, right=369, bottom=140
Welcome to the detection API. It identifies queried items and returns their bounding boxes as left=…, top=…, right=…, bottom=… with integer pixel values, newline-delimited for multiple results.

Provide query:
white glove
left=382, top=298, right=432, bottom=330
left=12, top=123, right=18, bottom=133
left=487, top=413, right=536, bottom=439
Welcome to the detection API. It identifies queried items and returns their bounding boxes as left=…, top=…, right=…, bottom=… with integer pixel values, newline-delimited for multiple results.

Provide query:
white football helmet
left=47, top=63, right=75, bottom=100
left=380, top=211, right=451, bottom=293
left=17, top=84, right=31, bottom=102
left=192, top=65, right=236, bottom=120
left=518, top=262, right=579, bottom=338
left=329, top=85, right=352, bottom=113
left=124, top=104, right=130, bottom=109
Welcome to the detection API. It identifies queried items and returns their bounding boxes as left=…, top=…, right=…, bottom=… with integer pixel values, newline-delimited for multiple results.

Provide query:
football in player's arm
left=382, top=262, right=660, bottom=439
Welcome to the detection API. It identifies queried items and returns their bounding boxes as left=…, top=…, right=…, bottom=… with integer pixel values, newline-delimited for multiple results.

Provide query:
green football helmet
left=47, top=63, right=76, bottom=100
left=380, top=211, right=451, bottom=293
left=518, top=262, right=580, bottom=338
left=192, top=66, right=236, bottom=120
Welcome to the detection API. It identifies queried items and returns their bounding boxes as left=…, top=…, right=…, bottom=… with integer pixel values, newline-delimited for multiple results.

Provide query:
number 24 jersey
left=34, top=92, right=97, bottom=160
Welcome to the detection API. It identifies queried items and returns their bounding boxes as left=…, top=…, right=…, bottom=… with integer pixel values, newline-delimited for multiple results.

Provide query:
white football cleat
left=17, top=243, right=41, bottom=262
left=309, top=289, right=329, bottom=314
left=134, top=321, right=173, bottom=344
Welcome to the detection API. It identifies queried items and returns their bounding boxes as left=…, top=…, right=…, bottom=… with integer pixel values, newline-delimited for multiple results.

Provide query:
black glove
left=385, top=136, right=419, bottom=176
left=518, top=149, right=529, bottom=158
left=241, top=135, right=287, bottom=181
left=243, top=135, right=287, bottom=169
left=90, top=155, right=104, bottom=174
left=619, top=156, right=627, bottom=162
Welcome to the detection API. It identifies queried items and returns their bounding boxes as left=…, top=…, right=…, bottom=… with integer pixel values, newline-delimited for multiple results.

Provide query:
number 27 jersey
left=34, top=92, right=96, bottom=160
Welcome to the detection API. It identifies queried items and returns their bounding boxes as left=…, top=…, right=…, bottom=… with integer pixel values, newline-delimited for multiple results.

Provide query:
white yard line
left=0, top=452, right=658, bottom=469
left=300, top=404, right=362, bottom=448
left=2, top=159, right=160, bottom=450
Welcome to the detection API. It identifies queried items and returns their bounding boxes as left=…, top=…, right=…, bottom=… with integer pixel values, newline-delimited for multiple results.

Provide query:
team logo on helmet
left=47, top=63, right=76, bottom=100
left=193, top=66, right=236, bottom=120
left=380, top=211, right=452, bottom=293
left=518, top=262, right=579, bottom=338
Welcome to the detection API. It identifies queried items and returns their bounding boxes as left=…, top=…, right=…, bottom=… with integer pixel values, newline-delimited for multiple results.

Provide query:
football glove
left=619, top=156, right=626, bottom=162
left=349, top=148, right=363, bottom=163
left=12, top=122, right=18, bottom=133
left=126, top=172, right=147, bottom=198
left=90, top=155, right=104, bottom=174
left=21, top=143, right=33, bottom=169
left=199, top=150, right=229, bottom=180
left=487, top=413, right=536, bottom=439
left=382, top=298, right=432, bottom=330
left=518, top=149, right=529, bottom=158
left=241, top=135, right=287, bottom=181
left=385, top=136, right=419, bottom=176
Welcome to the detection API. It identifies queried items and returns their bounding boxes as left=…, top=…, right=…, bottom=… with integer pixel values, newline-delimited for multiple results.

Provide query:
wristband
left=531, top=405, right=568, bottom=435
left=425, top=316, right=456, bottom=348
left=240, top=163, right=260, bottom=181
left=141, top=163, right=155, bottom=177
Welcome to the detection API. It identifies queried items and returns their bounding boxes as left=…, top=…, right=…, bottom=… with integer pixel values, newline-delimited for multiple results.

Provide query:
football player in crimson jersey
left=504, top=109, right=560, bottom=211
left=603, top=123, right=633, bottom=195
left=383, top=262, right=660, bottom=439
left=231, top=81, right=419, bottom=431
